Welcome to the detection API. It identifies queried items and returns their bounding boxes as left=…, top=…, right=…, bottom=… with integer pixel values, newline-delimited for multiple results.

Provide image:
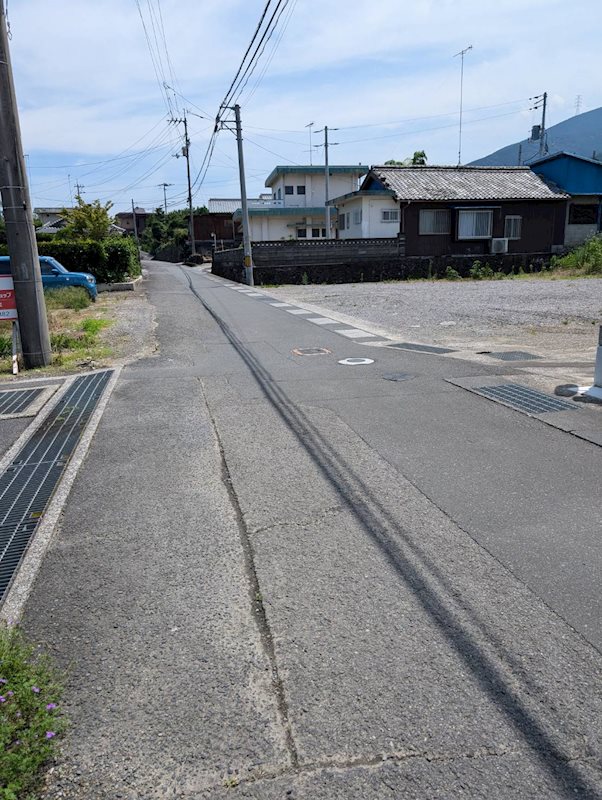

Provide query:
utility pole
left=454, top=44, right=473, bottom=166
left=131, top=199, right=140, bottom=248
left=158, top=182, right=173, bottom=213
left=171, top=114, right=196, bottom=255
left=74, top=181, right=84, bottom=198
left=315, top=126, right=338, bottom=239
left=305, top=121, right=314, bottom=165
left=0, top=0, right=51, bottom=367
left=232, top=104, right=254, bottom=285
left=530, top=92, right=548, bottom=157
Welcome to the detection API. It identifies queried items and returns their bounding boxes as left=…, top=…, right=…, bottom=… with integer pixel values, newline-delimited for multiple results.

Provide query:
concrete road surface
left=21, top=262, right=602, bottom=799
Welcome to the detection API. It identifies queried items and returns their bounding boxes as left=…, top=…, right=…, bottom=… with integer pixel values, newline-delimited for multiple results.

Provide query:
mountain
left=470, top=106, right=602, bottom=166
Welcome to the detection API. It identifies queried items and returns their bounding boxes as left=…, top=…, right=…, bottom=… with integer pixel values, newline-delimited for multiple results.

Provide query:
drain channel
left=0, top=371, right=112, bottom=601
left=473, top=383, right=578, bottom=415
left=0, top=388, right=44, bottom=416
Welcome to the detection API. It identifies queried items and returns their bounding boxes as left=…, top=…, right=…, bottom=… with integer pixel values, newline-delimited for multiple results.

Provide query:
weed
left=0, top=624, right=67, bottom=798
left=0, top=334, right=10, bottom=358
left=301, top=272, right=309, bottom=285
left=223, top=775, right=240, bottom=788
left=44, top=287, right=91, bottom=311
left=552, top=234, right=602, bottom=275
left=444, top=266, right=461, bottom=281
left=469, top=260, right=494, bottom=280
left=81, top=318, right=110, bottom=336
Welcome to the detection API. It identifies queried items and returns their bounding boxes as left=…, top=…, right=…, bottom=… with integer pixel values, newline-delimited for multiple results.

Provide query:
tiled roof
left=207, top=198, right=260, bottom=214
left=367, top=166, right=568, bottom=201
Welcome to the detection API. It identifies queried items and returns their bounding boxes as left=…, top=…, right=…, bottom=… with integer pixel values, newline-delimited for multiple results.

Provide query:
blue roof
left=530, top=151, right=602, bottom=196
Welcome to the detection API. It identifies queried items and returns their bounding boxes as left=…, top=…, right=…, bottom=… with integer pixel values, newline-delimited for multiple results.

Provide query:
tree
left=57, top=195, right=114, bottom=241
left=140, top=206, right=207, bottom=255
left=385, top=150, right=428, bottom=166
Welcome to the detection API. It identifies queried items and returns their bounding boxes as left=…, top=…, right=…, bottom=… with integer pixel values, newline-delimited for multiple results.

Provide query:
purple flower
left=15, top=711, right=21, bottom=718
left=0, top=679, right=7, bottom=684
left=0, top=697, right=5, bottom=703
left=7, top=691, right=13, bottom=697
left=46, top=703, right=57, bottom=711
left=45, top=731, right=56, bottom=739
left=31, top=686, right=40, bottom=693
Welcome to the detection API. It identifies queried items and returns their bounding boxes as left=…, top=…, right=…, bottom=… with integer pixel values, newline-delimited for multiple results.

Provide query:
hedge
left=0, top=237, right=141, bottom=284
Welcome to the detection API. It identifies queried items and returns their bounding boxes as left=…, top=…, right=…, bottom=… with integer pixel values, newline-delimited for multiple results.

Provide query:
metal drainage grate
left=478, top=351, right=542, bottom=361
left=474, top=383, right=578, bottom=415
left=0, top=388, right=44, bottom=416
left=382, top=372, right=414, bottom=382
left=292, top=347, right=331, bottom=356
left=0, top=371, right=112, bottom=601
left=387, top=342, right=456, bottom=354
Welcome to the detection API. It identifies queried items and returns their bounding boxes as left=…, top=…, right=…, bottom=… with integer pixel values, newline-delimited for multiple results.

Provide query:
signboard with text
left=0, top=276, right=18, bottom=321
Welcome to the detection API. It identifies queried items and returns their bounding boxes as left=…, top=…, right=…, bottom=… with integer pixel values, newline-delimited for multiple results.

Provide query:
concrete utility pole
left=315, top=127, right=338, bottom=239
left=539, top=91, right=547, bottom=157
left=233, top=104, right=254, bottom=286
left=74, top=181, right=84, bottom=198
left=171, top=115, right=196, bottom=255
left=454, top=44, right=473, bottom=166
left=158, top=182, right=173, bottom=214
left=131, top=199, right=140, bottom=248
left=0, top=0, right=51, bottom=367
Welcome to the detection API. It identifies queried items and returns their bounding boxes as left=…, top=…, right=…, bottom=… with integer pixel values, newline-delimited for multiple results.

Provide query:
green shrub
left=552, top=235, right=602, bottom=274
left=469, top=260, right=494, bottom=280
left=0, top=624, right=66, bottom=798
left=81, top=318, right=110, bottom=335
left=0, top=334, right=10, bottom=358
left=445, top=266, right=461, bottom=280
left=44, top=287, right=91, bottom=311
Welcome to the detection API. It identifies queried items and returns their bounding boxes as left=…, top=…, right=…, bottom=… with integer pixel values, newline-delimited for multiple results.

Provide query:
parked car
left=0, top=256, right=97, bottom=300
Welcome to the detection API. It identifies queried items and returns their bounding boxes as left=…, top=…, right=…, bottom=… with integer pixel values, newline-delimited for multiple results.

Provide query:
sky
left=6, top=0, right=601, bottom=214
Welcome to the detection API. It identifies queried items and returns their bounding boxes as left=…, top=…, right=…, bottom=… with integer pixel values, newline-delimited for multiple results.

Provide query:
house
left=328, top=166, right=568, bottom=256
left=233, top=165, right=366, bottom=241
left=115, top=208, right=150, bottom=237
left=36, top=216, right=125, bottom=236
left=34, top=207, right=65, bottom=225
left=529, top=152, right=602, bottom=246
left=193, top=198, right=267, bottom=244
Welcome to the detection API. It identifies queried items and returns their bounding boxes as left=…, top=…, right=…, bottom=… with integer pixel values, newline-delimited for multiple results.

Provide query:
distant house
left=328, top=166, right=568, bottom=256
left=34, top=207, right=65, bottom=226
left=115, top=208, right=150, bottom=237
left=194, top=198, right=265, bottom=244
left=530, top=152, right=602, bottom=246
left=233, top=165, right=366, bottom=241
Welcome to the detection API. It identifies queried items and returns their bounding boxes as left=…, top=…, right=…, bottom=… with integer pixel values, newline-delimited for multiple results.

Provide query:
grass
left=43, top=287, right=91, bottom=312
left=0, top=624, right=66, bottom=799
left=550, top=234, right=602, bottom=275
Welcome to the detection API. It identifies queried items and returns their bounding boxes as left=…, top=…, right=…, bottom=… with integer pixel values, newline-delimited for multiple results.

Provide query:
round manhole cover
left=338, top=357, right=375, bottom=366
left=382, top=372, right=414, bottom=382
left=292, top=347, right=331, bottom=356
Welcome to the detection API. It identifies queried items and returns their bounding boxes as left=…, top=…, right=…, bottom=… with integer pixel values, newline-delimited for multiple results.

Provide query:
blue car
left=0, top=256, right=97, bottom=300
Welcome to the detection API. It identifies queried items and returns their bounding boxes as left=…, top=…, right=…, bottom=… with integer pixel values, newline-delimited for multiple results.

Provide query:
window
left=339, top=213, right=346, bottom=231
left=457, top=209, right=493, bottom=239
left=381, top=209, right=400, bottom=222
left=568, top=204, right=598, bottom=224
left=353, top=209, right=362, bottom=225
left=277, top=188, right=282, bottom=200
left=297, top=185, right=306, bottom=195
left=322, top=228, right=326, bottom=237
left=285, top=185, right=294, bottom=195
left=504, top=216, right=522, bottom=239
left=297, top=228, right=307, bottom=238
left=311, top=228, right=320, bottom=237
left=419, top=209, right=450, bottom=235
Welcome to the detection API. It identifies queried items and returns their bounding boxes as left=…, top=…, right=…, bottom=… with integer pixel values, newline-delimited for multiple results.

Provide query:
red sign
left=0, top=277, right=17, bottom=320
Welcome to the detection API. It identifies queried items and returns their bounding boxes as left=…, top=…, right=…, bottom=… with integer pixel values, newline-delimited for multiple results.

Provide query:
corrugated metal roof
left=207, top=198, right=261, bottom=214
left=367, top=166, right=569, bottom=201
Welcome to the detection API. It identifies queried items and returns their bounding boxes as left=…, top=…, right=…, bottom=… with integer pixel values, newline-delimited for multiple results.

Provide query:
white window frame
left=381, top=208, right=400, bottom=223
left=457, top=209, right=493, bottom=240
left=419, top=209, right=451, bottom=235
left=353, top=209, right=362, bottom=225
left=504, top=215, right=522, bottom=240
left=284, top=185, right=294, bottom=195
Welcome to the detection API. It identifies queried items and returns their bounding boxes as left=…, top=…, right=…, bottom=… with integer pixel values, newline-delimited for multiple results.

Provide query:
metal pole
left=324, top=126, right=331, bottom=239
left=131, top=199, right=140, bottom=248
left=539, top=92, right=547, bottom=157
left=306, top=121, right=314, bottom=166
left=454, top=45, right=472, bottom=166
left=0, top=0, right=51, bottom=367
left=183, top=116, right=196, bottom=255
left=233, top=104, right=254, bottom=286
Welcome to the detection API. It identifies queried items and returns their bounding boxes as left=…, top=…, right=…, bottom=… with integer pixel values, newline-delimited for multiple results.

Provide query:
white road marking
left=286, top=309, right=312, bottom=315
left=246, top=292, right=264, bottom=296
left=335, top=329, right=377, bottom=338
left=307, top=317, right=339, bottom=325
left=270, top=302, right=291, bottom=307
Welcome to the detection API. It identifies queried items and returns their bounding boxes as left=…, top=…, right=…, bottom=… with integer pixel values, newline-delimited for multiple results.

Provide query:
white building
left=233, top=165, right=366, bottom=241
left=326, top=189, right=401, bottom=239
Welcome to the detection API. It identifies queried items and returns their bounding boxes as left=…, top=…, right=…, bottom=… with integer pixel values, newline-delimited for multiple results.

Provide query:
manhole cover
left=479, top=351, right=542, bottom=361
left=292, top=347, right=331, bottom=356
left=387, top=343, right=456, bottom=354
left=382, top=372, right=414, bottom=382
left=338, top=357, right=374, bottom=366
left=474, top=383, right=578, bottom=414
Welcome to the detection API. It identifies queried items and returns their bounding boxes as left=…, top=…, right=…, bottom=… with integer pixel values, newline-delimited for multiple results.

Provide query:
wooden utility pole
left=0, top=0, right=51, bottom=367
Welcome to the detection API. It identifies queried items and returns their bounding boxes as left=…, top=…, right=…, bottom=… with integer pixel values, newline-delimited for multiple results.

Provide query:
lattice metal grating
left=473, top=383, right=578, bottom=415
left=387, top=343, right=456, bottom=354
left=481, top=351, right=542, bottom=361
left=0, top=371, right=112, bottom=600
left=0, top=388, right=44, bottom=416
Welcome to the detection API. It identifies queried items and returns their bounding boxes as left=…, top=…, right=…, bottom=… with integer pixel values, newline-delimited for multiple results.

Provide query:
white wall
left=336, top=196, right=400, bottom=239
left=248, top=212, right=329, bottom=241
left=565, top=197, right=599, bottom=246
left=268, top=171, right=363, bottom=208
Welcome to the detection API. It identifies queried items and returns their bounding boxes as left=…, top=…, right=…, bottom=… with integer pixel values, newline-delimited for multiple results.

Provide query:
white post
left=594, top=326, right=602, bottom=388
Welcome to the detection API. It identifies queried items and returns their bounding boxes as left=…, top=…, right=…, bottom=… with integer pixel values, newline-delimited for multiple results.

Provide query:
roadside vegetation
left=0, top=623, right=66, bottom=799
left=140, top=206, right=207, bottom=257
left=0, top=287, right=114, bottom=373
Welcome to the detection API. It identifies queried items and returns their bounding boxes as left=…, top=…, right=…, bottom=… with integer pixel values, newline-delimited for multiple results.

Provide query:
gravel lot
left=268, top=277, right=602, bottom=360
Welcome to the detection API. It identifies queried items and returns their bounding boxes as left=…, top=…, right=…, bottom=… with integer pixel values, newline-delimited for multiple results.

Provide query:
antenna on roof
left=453, top=45, right=473, bottom=166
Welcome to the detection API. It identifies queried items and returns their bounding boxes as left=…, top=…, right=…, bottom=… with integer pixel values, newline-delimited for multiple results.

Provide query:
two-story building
left=530, top=152, right=602, bottom=246
left=233, top=165, right=366, bottom=241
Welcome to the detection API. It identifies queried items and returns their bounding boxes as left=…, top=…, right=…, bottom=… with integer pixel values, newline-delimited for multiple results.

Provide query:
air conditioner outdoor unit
left=490, top=238, right=509, bottom=254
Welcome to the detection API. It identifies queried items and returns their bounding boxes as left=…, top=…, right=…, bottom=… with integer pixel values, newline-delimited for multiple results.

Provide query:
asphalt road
left=22, top=262, right=602, bottom=798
